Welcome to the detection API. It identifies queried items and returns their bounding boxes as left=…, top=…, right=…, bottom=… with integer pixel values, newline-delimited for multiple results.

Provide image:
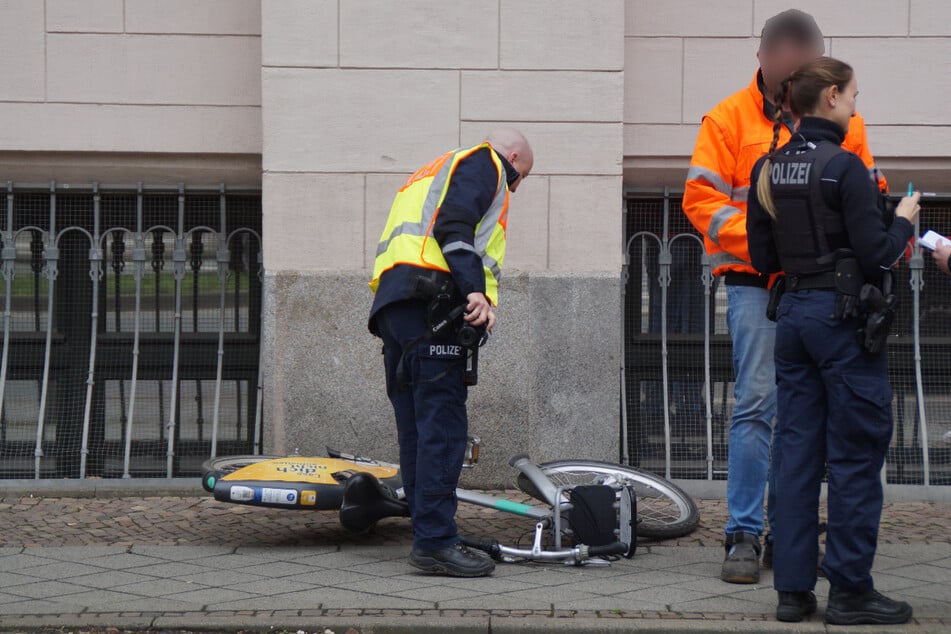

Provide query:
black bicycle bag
left=568, top=485, right=637, bottom=558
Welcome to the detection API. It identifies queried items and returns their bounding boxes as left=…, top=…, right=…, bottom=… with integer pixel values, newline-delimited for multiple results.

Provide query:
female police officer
left=746, top=57, right=920, bottom=625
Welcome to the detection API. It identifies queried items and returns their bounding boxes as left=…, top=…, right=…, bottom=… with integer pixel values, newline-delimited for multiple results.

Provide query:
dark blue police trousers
left=772, top=290, right=893, bottom=593
left=376, top=300, right=469, bottom=551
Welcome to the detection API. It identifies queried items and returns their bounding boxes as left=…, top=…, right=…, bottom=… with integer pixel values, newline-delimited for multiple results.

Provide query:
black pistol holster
left=766, top=276, right=785, bottom=322
left=858, top=270, right=897, bottom=355
left=827, top=252, right=898, bottom=354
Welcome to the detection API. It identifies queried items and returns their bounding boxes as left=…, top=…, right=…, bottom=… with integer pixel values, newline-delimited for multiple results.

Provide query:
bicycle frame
left=328, top=442, right=633, bottom=564
left=452, top=453, right=634, bottom=563
left=205, top=440, right=636, bottom=564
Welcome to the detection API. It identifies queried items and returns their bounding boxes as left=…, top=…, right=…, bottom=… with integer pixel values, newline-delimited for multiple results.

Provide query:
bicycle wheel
left=200, top=455, right=280, bottom=492
left=516, top=460, right=700, bottom=540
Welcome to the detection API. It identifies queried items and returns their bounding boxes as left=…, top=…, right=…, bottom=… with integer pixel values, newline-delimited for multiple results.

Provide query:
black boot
left=825, top=586, right=912, bottom=625
left=410, top=543, right=495, bottom=577
left=776, top=591, right=817, bottom=622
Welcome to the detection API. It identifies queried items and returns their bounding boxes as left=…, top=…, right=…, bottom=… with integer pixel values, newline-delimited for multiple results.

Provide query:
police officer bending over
left=747, top=57, right=920, bottom=625
left=368, top=128, right=533, bottom=577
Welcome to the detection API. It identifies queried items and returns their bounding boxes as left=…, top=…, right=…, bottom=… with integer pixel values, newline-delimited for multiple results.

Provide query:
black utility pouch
left=833, top=257, right=864, bottom=296
left=766, top=276, right=785, bottom=322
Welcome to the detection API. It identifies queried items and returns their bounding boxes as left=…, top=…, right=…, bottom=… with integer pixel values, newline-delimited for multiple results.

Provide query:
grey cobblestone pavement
left=2, top=488, right=951, bottom=633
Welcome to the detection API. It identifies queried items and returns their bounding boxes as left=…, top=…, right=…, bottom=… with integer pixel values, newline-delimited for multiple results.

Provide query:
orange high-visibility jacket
left=683, top=72, right=887, bottom=277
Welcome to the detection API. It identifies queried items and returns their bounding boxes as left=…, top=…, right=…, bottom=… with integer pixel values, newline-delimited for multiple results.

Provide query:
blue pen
left=908, top=182, right=914, bottom=197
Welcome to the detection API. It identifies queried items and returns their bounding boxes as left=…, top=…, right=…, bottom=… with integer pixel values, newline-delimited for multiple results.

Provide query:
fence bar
left=701, top=251, right=714, bottom=480
left=909, top=218, right=930, bottom=485
left=122, top=184, right=146, bottom=478
left=165, top=186, right=187, bottom=478
left=34, top=182, right=58, bottom=478
left=190, top=232, right=204, bottom=441
left=210, top=185, right=229, bottom=458
left=0, top=184, right=15, bottom=437
left=252, top=250, right=264, bottom=454
left=658, top=187, right=673, bottom=481
left=232, top=233, right=243, bottom=441
left=619, top=201, right=631, bottom=466
left=79, top=185, right=103, bottom=478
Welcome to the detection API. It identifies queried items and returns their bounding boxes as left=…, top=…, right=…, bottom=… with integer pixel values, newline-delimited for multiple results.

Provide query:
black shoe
left=410, top=543, right=495, bottom=578
left=721, top=532, right=761, bottom=584
left=776, top=591, right=817, bottom=622
left=825, top=587, right=912, bottom=625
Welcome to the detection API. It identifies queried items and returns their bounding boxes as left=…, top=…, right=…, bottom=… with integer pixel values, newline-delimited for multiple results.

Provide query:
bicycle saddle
left=339, top=471, right=410, bottom=533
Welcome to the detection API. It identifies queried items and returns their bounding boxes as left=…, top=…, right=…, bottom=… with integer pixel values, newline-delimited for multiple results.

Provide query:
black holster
left=766, top=276, right=785, bottom=322
left=832, top=256, right=865, bottom=320
left=413, top=271, right=455, bottom=302
left=464, top=347, right=479, bottom=386
left=858, top=271, right=897, bottom=355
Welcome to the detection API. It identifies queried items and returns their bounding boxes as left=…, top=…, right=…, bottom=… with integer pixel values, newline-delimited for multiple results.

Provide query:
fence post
left=79, top=184, right=103, bottom=478
left=909, top=217, right=930, bottom=485
left=0, top=183, right=15, bottom=445
left=210, top=185, right=230, bottom=458
left=701, top=251, right=714, bottom=480
left=34, top=182, right=58, bottom=478
left=658, top=188, right=673, bottom=480
left=166, top=186, right=187, bottom=478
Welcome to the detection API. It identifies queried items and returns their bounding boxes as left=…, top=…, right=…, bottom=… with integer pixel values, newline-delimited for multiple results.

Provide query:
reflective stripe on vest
left=369, top=143, right=508, bottom=303
left=710, top=251, right=748, bottom=269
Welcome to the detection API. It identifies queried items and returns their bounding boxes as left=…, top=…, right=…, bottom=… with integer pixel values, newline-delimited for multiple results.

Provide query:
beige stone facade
left=625, top=0, right=951, bottom=189
left=2, top=1, right=949, bottom=476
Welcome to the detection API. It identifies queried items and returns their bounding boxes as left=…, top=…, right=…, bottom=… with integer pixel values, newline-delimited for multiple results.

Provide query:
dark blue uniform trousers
left=376, top=300, right=469, bottom=551
left=773, top=290, right=893, bottom=593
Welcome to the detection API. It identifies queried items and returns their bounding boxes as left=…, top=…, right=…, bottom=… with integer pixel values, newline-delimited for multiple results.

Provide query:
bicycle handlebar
left=462, top=535, right=629, bottom=564
left=460, top=536, right=502, bottom=560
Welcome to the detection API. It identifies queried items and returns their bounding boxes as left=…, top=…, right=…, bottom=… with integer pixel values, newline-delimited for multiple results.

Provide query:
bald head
left=486, top=127, right=533, bottom=192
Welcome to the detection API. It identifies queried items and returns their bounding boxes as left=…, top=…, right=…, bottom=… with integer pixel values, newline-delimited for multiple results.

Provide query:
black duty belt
left=786, top=271, right=836, bottom=291
left=723, top=272, right=770, bottom=288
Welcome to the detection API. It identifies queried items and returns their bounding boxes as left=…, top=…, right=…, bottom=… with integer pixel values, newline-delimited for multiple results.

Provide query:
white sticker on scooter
left=262, top=488, right=298, bottom=505
left=230, top=486, right=255, bottom=502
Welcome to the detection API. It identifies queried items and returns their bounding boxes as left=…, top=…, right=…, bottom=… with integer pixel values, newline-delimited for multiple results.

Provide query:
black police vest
left=768, top=141, right=848, bottom=276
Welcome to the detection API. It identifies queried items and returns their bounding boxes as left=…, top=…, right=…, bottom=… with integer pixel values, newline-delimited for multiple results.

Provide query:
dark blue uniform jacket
left=369, top=148, right=518, bottom=335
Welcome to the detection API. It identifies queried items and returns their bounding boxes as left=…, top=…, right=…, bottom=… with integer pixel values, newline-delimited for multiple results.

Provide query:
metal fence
left=622, top=189, right=951, bottom=486
left=0, top=183, right=263, bottom=479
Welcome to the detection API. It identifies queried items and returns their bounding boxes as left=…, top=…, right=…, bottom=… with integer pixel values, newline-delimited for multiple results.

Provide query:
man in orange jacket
left=682, top=9, right=887, bottom=585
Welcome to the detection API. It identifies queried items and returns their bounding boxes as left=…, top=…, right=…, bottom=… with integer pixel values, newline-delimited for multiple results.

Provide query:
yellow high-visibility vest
left=369, top=143, right=509, bottom=304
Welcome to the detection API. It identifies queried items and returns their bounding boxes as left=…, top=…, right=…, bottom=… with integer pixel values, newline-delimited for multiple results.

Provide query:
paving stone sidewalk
left=1, top=490, right=951, bottom=633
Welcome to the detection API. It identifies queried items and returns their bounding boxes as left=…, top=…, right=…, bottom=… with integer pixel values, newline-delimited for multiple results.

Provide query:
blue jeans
left=773, top=290, right=892, bottom=593
left=725, top=284, right=777, bottom=538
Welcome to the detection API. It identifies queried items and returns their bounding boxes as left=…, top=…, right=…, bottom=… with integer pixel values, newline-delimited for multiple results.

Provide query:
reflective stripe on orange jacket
left=683, top=71, right=887, bottom=277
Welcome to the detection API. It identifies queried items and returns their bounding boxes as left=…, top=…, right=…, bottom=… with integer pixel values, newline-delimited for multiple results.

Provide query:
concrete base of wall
left=261, top=270, right=621, bottom=488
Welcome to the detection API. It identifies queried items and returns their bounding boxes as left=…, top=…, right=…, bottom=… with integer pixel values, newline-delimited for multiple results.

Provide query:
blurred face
left=757, top=38, right=825, bottom=96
